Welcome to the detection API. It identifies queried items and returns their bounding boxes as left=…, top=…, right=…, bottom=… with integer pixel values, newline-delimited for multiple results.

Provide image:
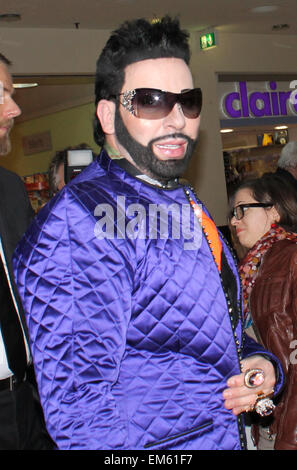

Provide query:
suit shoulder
left=0, top=166, right=23, bottom=185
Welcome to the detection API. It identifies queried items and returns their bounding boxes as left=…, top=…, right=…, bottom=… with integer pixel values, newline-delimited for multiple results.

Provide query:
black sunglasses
left=112, top=87, right=202, bottom=120
left=231, top=203, right=272, bottom=220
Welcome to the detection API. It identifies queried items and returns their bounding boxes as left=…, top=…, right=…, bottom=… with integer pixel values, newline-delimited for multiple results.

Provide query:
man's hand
left=223, top=355, right=276, bottom=415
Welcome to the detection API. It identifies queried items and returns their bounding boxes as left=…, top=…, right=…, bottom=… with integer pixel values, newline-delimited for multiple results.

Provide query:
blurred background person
left=230, top=173, right=297, bottom=450
left=276, top=141, right=297, bottom=193
left=48, top=143, right=94, bottom=196
left=0, top=52, right=53, bottom=449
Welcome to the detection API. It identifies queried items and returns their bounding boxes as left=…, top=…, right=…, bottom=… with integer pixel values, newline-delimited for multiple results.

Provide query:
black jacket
left=0, top=166, right=34, bottom=347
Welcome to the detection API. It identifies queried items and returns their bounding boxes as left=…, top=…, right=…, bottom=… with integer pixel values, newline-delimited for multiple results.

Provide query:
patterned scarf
left=238, top=225, right=297, bottom=327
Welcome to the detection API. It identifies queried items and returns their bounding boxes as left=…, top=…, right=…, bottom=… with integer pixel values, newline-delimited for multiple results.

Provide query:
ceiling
left=1, top=0, right=297, bottom=124
left=0, top=0, right=296, bottom=34
left=13, top=75, right=95, bottom=122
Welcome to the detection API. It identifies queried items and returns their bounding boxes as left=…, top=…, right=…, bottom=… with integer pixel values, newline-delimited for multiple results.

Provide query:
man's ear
left=96, top=100, right=116, bottom=136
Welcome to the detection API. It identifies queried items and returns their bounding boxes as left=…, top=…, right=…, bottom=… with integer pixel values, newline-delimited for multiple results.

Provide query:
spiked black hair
left=93, top=16, right=190, bottom=146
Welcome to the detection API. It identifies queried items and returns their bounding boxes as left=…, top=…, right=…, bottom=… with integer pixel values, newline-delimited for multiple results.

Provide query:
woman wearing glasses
left=230, top=172, right=297, bottom=450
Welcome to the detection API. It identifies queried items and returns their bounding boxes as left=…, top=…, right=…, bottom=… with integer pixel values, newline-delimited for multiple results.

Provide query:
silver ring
left=244, top=368, right=265, bottom=388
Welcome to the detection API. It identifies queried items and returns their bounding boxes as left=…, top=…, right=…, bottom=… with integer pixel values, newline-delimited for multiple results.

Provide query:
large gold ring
left=244, top=368, right=265, bottom=388
left=254, top=394, right=275, bottom=417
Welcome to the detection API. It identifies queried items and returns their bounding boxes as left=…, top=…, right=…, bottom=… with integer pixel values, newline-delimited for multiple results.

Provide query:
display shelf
left=223, top=143, right=285, bottom=152
left=25, top=181, right=49, bottom=191
left=223, top=144, right=284, bottom=197
left=23, top=173, right=50, bottom=213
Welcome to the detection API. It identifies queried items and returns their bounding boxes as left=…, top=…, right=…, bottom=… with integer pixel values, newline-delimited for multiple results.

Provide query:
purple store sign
left=222, top=81, right=297, bottom=119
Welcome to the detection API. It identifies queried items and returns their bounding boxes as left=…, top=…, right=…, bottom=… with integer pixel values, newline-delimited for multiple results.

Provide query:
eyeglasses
left=231, top=203, right=272, bottom=220
left=112, top=87, right=202, bottom=120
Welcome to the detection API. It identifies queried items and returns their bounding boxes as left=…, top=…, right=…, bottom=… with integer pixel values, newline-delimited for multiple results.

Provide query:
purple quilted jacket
left=13, top=150, right=283, bottom=450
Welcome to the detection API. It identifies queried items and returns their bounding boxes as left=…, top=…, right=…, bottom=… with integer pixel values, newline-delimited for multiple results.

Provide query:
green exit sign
left=200, top=32, right=216, bottom=50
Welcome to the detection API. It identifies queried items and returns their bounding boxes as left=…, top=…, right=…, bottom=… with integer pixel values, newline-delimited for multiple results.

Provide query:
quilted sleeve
left=13, top=189, right=134, bottom=449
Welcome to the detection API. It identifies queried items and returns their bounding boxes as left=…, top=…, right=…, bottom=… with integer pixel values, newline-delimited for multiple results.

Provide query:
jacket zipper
left=144, top=420, right=213, bottom=449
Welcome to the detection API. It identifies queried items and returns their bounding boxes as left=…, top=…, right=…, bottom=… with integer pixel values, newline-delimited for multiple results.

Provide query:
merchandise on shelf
left=223, top=144, right=284, bottom=197
left=23, top=172, right=50, bottom=213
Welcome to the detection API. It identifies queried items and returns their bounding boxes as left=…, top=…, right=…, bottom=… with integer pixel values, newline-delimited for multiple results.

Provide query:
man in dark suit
left=0, top=52, right=53, bottom=449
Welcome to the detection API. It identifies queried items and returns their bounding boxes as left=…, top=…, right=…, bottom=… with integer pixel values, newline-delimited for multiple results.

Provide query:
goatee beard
left=0, top=135, right=11, bottom=156
left=114, top=107, right=198, bottom=181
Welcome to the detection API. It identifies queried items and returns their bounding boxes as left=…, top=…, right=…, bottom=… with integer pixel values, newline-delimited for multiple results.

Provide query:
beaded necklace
left=183, top=185, right=246, bottom=448
left=183, top=187, right=222, bottom=272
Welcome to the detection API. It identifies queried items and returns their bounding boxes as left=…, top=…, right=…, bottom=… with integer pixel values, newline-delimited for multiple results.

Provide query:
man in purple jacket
left=13, top=17, right=283, bottom=450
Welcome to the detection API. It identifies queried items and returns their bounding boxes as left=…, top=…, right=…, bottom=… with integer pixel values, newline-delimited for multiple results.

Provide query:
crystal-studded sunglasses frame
left=110, top=87, right=202, bottom=119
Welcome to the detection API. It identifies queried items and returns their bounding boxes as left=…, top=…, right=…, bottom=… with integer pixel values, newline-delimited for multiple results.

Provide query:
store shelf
left=25, top=182, right=49, bottom=191
left=23, top=172, right=50, bottom=213
left=223, top=144, right=284, bottom=151
left=223, top=144, right=284, bottom=196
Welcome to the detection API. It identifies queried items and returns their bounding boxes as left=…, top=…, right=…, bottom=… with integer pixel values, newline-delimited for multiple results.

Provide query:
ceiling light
left=220, top=129, right=234, bottom=134
left=13, top=83, right=38, bottom=89
left=251, top=6, right=279, bottom=13
left=274, top=125, right=288, bottom=130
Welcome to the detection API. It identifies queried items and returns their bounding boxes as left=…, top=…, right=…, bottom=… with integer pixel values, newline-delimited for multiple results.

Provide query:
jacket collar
left=102, top=147, right=180, bottom=190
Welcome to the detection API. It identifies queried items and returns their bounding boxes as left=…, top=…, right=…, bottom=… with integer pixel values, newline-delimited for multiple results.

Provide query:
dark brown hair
left=0, top=53, right=12, bottom=66
left=229, top=172, right=297, bottom=232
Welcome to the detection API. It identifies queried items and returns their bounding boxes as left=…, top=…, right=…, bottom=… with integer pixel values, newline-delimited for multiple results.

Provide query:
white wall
left=2, top=28, right=110, bottom=74
left=2, top=27, right=297, bottom=224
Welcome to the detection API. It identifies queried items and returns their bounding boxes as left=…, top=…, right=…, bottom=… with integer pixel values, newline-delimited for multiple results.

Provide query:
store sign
left=220, top=80, right=297, bottom=119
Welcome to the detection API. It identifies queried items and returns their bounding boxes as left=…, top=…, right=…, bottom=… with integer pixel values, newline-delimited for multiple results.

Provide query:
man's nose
left=163, top=103, right=186, bottom=129
left=5, top=96, right=21, bottom=119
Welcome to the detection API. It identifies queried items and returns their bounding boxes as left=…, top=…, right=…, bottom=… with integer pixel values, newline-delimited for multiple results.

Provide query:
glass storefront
left=218, top=74, right=297, bottom=197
